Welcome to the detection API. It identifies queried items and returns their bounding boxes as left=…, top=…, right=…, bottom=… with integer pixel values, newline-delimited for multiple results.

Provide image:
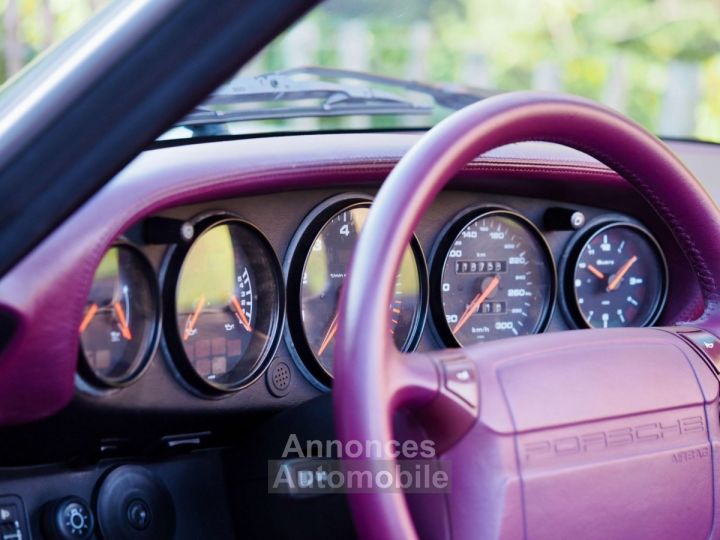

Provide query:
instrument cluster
left=76, top=192, right=669, bottom=394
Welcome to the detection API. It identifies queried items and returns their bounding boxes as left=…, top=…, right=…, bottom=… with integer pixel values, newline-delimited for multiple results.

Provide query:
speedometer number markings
left=435, top=210, right=555, bottom=346
left=299, top=205, right=424, bottom=376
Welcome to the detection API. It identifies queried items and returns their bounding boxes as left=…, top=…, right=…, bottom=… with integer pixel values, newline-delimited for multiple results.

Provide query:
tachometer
left=286, top=195, right=427, bottom=385
left=432, top=208, right=555, bottom=346
left=567, top=222, right=667, bottom=328
left=164, top=216, right=283, bottom=394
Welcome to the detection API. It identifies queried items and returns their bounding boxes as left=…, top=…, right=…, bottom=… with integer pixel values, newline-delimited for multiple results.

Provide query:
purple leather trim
left=333, top=92, right=720, bottom=539
left=442, top=328, right=717, bottom=540
left=0, top=128, right=711, bottom=426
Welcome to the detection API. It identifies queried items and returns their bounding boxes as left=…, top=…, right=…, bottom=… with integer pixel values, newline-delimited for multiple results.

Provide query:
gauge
left=567, top=222, right=667, bottom=328
left=164, top=216, right=283, bottom=393
left=432, top=208, right=555, bottom=346
left=286, top=195, right=427, bottom=384
left=79, top=245, right=159, bottom=387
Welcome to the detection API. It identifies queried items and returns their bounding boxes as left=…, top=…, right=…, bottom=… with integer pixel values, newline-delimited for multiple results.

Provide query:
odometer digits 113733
left=434, top=209, right=555, bottom=346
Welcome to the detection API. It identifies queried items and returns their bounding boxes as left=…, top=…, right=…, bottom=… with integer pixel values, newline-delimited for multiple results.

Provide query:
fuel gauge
left=79, top=245, right=159, bottom=387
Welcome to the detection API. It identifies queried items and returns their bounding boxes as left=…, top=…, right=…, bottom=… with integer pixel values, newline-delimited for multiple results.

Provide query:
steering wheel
left=334, top=92, right=720, bottom=540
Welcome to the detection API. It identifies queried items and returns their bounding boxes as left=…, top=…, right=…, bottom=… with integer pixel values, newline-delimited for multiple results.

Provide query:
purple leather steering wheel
left=334, top=92, right=720, bottom=540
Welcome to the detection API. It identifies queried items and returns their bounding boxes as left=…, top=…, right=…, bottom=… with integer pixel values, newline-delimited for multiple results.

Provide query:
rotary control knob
left=42, top=497, right=94, bottom=540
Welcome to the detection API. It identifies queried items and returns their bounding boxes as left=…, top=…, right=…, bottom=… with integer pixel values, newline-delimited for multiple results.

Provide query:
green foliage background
left=3, top=0, right=719, bottom=142
left=257, top=0, right=720, bottom=142
left=0, top=0, right=102, bottom=80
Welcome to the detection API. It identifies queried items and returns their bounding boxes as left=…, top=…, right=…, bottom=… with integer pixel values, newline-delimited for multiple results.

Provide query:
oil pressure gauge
left=79, top=244, right=159, bottom=388
left=567, top=222, right=667, bottom=328
left=164, top=215, right=283, bottom=394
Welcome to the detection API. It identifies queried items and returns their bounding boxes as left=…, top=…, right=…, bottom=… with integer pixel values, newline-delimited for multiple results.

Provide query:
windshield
left=175, top=0, right=718, bottom=142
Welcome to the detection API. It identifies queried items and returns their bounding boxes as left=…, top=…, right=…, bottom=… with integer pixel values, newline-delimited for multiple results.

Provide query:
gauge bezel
left=77, top=240, right=161, bottom=390
left=561, top=219, right=668, bottom=329
left=284, top=193, right=429, bottom=389
left=162, top=213, right=284, bottom=396
left=430, top=206, right=557, bottom=348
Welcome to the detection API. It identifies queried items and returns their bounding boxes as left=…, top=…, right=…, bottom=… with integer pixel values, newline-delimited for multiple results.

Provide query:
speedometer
left=432, top=208, right=555, bottom=346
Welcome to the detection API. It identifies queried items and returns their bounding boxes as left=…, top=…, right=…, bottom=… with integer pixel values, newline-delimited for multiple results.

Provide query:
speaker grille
left=267, top=361, right=292, bottom=396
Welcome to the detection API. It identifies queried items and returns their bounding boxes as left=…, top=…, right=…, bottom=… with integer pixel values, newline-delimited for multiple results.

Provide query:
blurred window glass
left=0, top=0, right=108, bottom=80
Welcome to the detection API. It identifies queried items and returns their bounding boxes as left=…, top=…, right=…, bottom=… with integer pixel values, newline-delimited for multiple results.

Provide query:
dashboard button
left=0, top=495, right=27, bottom=540
left=127, top=499, right=152, bottom=531
left=43, top=497, right=94, bottom=540
left=675, top=329, right=720, bottom=374
left=442, top=357, right=478, bottom=408
left=97, top=465, right=175, bottom=540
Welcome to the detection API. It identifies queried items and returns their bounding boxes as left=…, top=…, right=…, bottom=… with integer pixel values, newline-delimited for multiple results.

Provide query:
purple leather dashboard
left=0, top=132, right=717, bottom=426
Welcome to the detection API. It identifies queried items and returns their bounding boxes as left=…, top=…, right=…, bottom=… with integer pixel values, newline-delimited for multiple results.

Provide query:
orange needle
left=453, top=275, right=501, bottom=335
left=230, top=295, right=253, bottom=332
left=79, top=304, right=98, bottom=334
left=113, top=302, right=133, bottom=340
left=607, top=255, right=638, bottom=292
left=183, top=294, right=206, bottom=341
left=587, top=264, right=605, bottom=280
left=318, top=311, right=339, bottom=356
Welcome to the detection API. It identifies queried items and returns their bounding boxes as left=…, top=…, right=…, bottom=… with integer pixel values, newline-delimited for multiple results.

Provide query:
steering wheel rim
left=334, top=91, right=720, bottom=540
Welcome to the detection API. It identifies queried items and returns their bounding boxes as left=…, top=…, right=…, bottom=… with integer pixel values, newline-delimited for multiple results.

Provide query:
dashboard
left=76, top=189, right=673, bottom=401
left=0, top=132, right=710, bottom=450
left=0, top=131, right=716, bottom=539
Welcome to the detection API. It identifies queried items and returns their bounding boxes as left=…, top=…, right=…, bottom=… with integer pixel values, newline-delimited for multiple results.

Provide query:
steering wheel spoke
left=384, top=350, right=440, bottom=407
left=391, top=349, right=480, bottom=455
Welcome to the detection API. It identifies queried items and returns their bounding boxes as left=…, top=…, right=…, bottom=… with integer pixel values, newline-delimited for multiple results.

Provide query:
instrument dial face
left=79, top=246, right=158, bottom=386
left=570, top=223, right=666, bottom=328
left=172, top=220, right=282, bottom=392
left=436, top=210, right=555, bottom=346
left=294, top=201, right=425, bottom=380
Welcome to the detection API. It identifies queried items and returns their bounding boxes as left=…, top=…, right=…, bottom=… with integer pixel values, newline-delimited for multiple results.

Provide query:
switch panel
left=0, top=495, right=29, bottom=540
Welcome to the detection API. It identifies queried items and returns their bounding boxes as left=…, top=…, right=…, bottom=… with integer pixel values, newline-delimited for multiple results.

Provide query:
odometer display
left=434, top=209, right=555, bottom=346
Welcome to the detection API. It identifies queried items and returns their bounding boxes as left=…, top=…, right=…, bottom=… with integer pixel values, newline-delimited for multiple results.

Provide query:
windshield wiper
left=282, top=66, right=495, bottom=110
left=176, top=66, right=493, bottom=129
